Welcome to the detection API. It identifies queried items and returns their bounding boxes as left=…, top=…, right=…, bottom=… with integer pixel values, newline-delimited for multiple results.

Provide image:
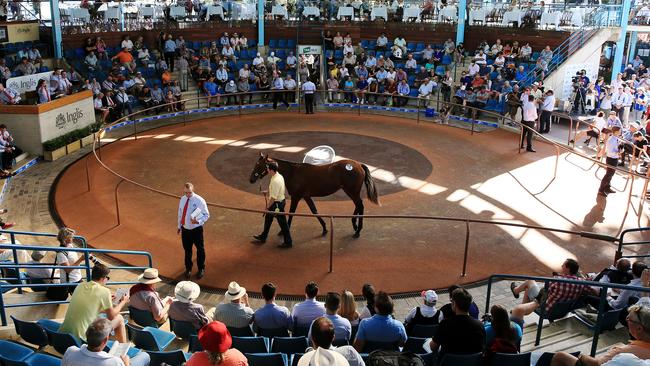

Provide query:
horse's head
left=249, top=152, right=270, bottom=184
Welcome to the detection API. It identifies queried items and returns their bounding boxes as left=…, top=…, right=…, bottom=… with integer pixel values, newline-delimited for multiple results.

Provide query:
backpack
left=367, top=351, right=425, bottom=366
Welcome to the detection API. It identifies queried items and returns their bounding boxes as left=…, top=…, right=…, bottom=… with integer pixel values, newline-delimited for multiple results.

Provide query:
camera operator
left=571, top=72, right=586, bottom=114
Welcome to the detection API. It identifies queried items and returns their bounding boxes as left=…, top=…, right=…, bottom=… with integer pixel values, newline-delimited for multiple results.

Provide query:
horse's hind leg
left=304, top=197, right=328, bottom=236
left=352, top=198, right=364, bottom=238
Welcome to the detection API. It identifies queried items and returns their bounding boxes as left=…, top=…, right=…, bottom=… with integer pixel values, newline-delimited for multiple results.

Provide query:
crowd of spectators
left=12, top=230, right=649, bottom=366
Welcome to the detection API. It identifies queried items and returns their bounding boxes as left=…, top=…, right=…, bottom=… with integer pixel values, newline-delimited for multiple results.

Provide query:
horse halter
left=253, top=160, right=270, bottom=180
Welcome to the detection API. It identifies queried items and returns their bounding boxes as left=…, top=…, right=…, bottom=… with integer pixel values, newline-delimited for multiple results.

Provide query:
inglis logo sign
left=55, top=108, right=85, bottom=130
left=6, top=71, right=53, bottom=94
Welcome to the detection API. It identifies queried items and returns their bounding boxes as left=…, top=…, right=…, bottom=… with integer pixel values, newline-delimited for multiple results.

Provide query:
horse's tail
left=361, top=164, right=380, bottom=206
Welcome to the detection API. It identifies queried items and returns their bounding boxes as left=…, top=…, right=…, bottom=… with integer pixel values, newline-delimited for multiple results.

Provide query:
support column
left=611, top=1, right=631, bottom=83
left=628, top=31, right=638, bottom=64
left=119, top=2, right=125, bottom=32
left=49, top=0, right=62, bottom=59
left=257, top=0, right=264, bottom=47
left=456, top=0, right=466, bottom=45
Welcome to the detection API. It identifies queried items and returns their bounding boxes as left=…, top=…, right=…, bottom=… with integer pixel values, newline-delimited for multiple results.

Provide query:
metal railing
left=518, top=5, right=621, bottom=87
left=616, top=227, right=650, bottom=262
left=80, top=90, right=648, bottom=280
left=486, top=273, right=650, bottom=357
left=0, top=236, right=153, bottom=326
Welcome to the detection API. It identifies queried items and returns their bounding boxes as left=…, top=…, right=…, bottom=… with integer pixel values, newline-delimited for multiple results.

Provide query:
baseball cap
left=421, top=290, right=438, bottom=303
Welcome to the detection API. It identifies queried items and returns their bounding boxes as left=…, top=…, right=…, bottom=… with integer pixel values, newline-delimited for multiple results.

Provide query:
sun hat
left=138, top=268, right=162, bottom=285
left=298, top=348, right=350, bottom=366
left=175, top=281, right=200, bottom=303
left=198, top=321, right=232, bottom=353
left=224, top=281, right=246, bottom=301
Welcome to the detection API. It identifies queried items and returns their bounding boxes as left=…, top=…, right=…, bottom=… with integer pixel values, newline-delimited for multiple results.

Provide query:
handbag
left=45, top=253, right=70, bottom=301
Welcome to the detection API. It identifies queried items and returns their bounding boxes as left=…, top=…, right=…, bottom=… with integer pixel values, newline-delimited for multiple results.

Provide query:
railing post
left=461, top=219, right=470, bottom=277
left=416, top=99, right=421, bottom=124
left=329, top=216, right=334, bottom=273
left=484, top=277, right=493, bottom=314
left=535, top=280, right=550, bottom=346
left=85, top=155, right=91, bottom=192
left=590, top=286, right=608, bottom=356
left=10, top=233, right=22, bottom=294
left=133, top=116, right=137, bottom=141
left=115, top=179, right=124, bottom=226
left=83, top=249, right=92, bottom=282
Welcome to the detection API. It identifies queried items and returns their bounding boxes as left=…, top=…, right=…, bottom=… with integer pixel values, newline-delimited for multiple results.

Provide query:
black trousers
left=1, top=146, right=22, bottom=170
left=164, top=52, right=175, bottom=72
left=272, top=91, right=289, bottom=109
left=181, top=226, right=205, bottom=271
left=599, top=157, right=619, bottom=193
left=540, top=110, right=552, bottom=133
left=521, top=121, right=535, bottom=149
left=260, top=200, right=292, bottom=244
left=304, top=93, right=315, bottom=114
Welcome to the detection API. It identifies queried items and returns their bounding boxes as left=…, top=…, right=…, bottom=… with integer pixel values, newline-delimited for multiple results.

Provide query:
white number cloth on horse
left=303, top=145, right=336, bottom=165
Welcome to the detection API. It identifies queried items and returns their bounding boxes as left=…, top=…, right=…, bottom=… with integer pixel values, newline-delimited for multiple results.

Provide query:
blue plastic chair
left=410, top=324, right=440, bottom=338
left=147, top=350, right=191, bottom=366
left=232, top=336, right=270, bottom=353
left=278, top=39, right=287, bottom=49
left=287, top=39, right=296, bottom=49
left=489, top=352, right=531, bottom=366
left=245, top=353, right=288, bottom=366
left=0, top=340, right=33, bottom=364
left=36, top=319, right=61, bottom=333
left=227, top=325, right=255, bottom=337
left=4, top=353, right=61, bottom=366
left=257, top=327, right=289, bottom=338
left=269, top=40, right=278, bottom=49
left=291, top=353, right=303, bottom=366
left=270, top=336, right=309, bottom=355
left=128, top=306, right=159, bottom=328
left=11, top=316, right=48, bottom=349
left=126, top=324, right=175, bottom=352
left=438, top=353, right=483, bottom=366
left=44, top=328, right=82, bottom=355
left=169, top=318, right=197, bottom=340
left=291, top=326, right=309, bottom=337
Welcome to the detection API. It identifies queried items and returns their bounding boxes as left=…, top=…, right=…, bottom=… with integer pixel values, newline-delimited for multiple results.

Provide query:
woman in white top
left=56, top=227, right=84, bottom=292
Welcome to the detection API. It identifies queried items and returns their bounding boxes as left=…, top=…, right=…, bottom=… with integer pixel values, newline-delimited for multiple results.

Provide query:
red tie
left=180, top=197, right=190, bottom=226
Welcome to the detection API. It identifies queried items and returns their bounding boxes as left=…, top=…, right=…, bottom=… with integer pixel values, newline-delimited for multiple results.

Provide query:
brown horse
left=249, top=153, right=380, bottom=238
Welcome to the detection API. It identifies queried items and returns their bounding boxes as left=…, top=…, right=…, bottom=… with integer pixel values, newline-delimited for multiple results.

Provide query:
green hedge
left=43, top=122, right=103, bottom=151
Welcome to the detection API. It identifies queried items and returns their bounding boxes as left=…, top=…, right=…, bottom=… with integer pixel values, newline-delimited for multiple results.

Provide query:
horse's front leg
left=304, top=197, right=327, bottom=236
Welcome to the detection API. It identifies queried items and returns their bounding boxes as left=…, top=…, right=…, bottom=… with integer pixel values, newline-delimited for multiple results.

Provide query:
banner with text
left=6, top=71, right=54, bottom=94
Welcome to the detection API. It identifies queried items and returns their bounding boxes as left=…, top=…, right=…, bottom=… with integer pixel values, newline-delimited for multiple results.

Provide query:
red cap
left=198, top=321, right=232, bottom=353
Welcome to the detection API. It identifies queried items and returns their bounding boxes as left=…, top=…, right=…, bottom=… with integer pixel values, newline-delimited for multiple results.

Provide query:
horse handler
left=253, top=161, right=293, bottom=248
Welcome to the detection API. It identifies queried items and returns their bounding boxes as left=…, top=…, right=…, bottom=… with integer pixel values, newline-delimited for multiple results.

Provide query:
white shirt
left=62, top=345, right=124, bottom=366
left=25, top=261, right=59, bottom=284
left=57, top=249, right=82, bottom=283
left=178, top=193, right=210, bottom=230
left=418, top=82, right=433, bottom=96
left=605, top=135, right=621, bottom=159
left=468, top=63, right=479, bottom=76
left=593, top=117, right=607, bottom=131
left=522, top=100, right=538, bottom=122
left=542, top=95, right=555, bottom=111
left=302, top=81, right=316, bottom=94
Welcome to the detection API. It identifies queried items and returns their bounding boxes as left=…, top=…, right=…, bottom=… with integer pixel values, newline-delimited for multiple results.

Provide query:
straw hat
left=175, top=281, right=200, bottom=303
left=137, top=268, right=162, bottom=285
left=298, top=348, right=350, bottom=366
left=224, top=281, right=246, bottom=301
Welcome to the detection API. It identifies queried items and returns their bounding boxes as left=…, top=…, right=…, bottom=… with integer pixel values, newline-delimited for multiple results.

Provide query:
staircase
left=170, top=70, right=201, bottom=110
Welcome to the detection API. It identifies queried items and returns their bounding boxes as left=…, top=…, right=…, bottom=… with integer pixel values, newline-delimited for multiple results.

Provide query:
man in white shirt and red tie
left=178, top=182, right=210, bottom=280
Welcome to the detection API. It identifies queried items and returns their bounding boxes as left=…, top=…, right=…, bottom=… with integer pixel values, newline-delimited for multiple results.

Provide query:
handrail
left=518, top=5, right=621, bottom=87
left=0, top=241, right=154, bottom=326
left=81, top=89, right=649, bottom=280
left=617, top=227, right=650, bottom=261
left=486, top=273, right=650, bottom=357
left=0, top=229, right=88, bottom=248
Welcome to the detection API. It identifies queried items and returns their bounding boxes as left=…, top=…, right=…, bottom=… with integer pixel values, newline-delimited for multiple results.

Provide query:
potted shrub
left=43, top=136, right=67, bottom=161
left=65, top=130, right=82, bottom=154
left=80, top=126, right=95, bottom=147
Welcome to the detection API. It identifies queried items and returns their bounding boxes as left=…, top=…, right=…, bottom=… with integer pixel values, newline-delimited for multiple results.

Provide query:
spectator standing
left=60, top=263, right=129, bottom=343
left=597, top=126, right=622, bottom=197
left=302, top=79, right=316, bottom=114
left=539, top=89, right=555, bottom=134
left=271, top=73, right=289, bottom=110
left=164, top=35, right=177, bottom=72
left=521, top=94, right=538, bottom=152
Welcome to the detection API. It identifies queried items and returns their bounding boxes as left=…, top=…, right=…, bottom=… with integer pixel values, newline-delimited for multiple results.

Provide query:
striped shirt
left=214, top=302, right=254, bottom=328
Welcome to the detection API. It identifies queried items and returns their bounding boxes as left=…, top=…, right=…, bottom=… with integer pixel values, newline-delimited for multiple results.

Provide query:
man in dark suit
left=102, top=90, right=120, bottom=122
